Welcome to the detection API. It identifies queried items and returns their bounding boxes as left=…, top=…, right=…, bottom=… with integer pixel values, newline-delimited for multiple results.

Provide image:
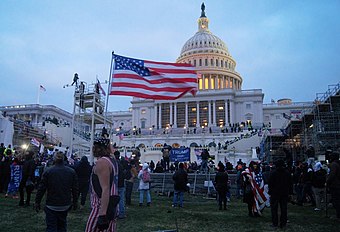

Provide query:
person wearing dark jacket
left=312, top=161, right=327, bottom=211
left=35, top=152, right=79, bottom=232
left=19, top=150, right=36, bottom=206
left=268, top=159, right=291, bottom=229
left=75, top=156, right=92, bottom=209
left=114, top=150, right=126, bottom=219
left=214, top=163, right=229, bottom=210
left=172, top=163, right=188, bottom=208
left=326, top=152, right=340, bottom=219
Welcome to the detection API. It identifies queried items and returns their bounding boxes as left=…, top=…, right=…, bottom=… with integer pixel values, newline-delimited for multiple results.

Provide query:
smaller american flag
left=40, top=85, right=46, bottom=92
left=31, top=137, right=40, bottom=147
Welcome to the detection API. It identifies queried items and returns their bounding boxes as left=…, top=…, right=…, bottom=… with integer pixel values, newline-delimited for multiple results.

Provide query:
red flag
left=96, top=78, right=106, bottom=96
left=109, top=54, right=197, bottom=100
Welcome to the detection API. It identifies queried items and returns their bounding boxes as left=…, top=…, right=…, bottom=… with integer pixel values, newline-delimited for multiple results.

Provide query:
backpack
left=142, top=170, right=151, bottom=183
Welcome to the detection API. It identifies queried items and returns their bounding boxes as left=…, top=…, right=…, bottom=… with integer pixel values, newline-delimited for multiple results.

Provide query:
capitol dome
left=177, top=3, right=243, bottom=91
left=179, top=24, right=230, bottom=57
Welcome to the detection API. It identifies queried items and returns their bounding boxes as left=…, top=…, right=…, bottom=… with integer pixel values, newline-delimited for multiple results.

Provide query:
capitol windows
left=194, top=60, right=197, bottom=66
left=198, top=78, right=203, bottom=90
left=210, top=59, right=214, bottom=66
left=141, top=109, right=146, bottom=114
left=246, top=104, right=251, bottom=109
left=199, top=59, right=202, bottom=66
left=205, top=59, right=208, bottom=66
left=204, top=78, right=209, bottom=90
left=216, top=59, right=218, bottom=67
left=210, top=77, right=215, bottom=89
left=221, top=60, right=223, bottom=67
left=225, top=61, right=228, bottom=68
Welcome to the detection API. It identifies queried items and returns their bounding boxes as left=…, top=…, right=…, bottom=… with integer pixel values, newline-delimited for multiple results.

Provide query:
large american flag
left=109, top=54, right=198, bottom=100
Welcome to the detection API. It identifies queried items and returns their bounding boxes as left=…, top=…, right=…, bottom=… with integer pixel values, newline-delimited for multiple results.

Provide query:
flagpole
left=37, top=86, right=41, bottom=104
left=104, top=51, right=115, bottom=128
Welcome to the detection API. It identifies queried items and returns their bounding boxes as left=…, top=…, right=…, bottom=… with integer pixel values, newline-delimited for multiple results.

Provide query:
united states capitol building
left=3, top=4, right=338, bottom=165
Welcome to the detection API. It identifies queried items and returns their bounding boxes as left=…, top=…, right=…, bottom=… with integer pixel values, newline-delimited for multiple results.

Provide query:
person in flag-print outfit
left=242, top=161, right=269, bottom=217
left=85, top=138, right=119, bottom=232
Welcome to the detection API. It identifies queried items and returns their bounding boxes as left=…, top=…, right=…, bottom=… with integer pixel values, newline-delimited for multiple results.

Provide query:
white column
left=158, top=104, right=162, bottom=129
left=154, top=104, right=157, bottom=128
left=230, top=100, right=234, bottom=124
left=173, top=103, right=177, bottom=128
left=185, top=102, right=188, bottom=127
left=169, top=103, right=173, bottom=126
left=208, top=101, right=212, bottom=126
left=212, top=100, right=216, bottom=126
left=225, top=100, right=228, bottom=125
left=196, top=101, right=200, bottom=127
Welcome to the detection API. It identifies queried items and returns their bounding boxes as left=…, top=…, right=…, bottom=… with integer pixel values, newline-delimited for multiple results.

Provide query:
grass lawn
left=0, top=191, right=338, bottom=232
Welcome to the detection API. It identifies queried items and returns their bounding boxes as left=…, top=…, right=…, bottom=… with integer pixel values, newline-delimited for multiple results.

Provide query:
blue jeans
left=118, top=187, right=125, bottom=217
left=44, top=206, right=68, bottom=232
left=139, top=189, right=151, bottom=204
left=173, top=190, right=184, bottom=207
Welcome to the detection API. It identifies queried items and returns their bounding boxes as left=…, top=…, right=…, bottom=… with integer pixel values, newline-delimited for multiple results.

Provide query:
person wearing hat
left=138, top=163, right=151, bottom=206
left=326, top=152, right=340, bottom=220
left=85, top=138, right=119, bottom=232
left=35, top=151, right=79, bottom=231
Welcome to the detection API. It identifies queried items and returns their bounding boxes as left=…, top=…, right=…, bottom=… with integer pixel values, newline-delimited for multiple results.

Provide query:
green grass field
left=0, top=191, right=338, bottom=232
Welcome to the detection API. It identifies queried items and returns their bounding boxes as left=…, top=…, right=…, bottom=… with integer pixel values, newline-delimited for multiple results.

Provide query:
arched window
left=199, top=59, right=202, bottom=66
left=194, top=60, right=197, bottom=66
left=216, top=59, right=218, bottom=67
left=205, top=59, right=208, bottom=66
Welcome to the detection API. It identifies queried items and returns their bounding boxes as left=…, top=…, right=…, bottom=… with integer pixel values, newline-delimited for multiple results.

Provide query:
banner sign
left=170, top=148, right=190, bottom=162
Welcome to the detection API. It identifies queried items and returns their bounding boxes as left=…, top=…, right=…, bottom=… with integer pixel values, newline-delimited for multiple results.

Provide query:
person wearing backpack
left=138, top=163, right=151, bottom=206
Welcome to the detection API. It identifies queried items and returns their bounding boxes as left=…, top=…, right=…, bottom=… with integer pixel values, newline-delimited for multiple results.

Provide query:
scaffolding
left=70, top=80, right=112, bottom=163
left=263, top=82, right=340, bottom=163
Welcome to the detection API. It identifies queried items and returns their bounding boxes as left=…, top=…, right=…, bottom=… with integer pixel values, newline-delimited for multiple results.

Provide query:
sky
left=1, top=0, right=339, bottom=113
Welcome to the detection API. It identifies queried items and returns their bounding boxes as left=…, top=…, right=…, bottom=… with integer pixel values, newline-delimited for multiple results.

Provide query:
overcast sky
left=1, top=0, right=339, bottom=113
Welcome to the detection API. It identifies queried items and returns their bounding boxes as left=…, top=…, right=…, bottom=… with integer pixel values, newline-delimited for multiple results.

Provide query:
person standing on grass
left=114, top=150, right=126, bottom=219
left=326, top=152, right=340, bottom=220
left=172, top=162, right=188, bottom=208
left=85, top=139, right=119, bottom=232
left=311, top=161, right=327, bottom=211
left=75, top=156, right=92, bottom=210
left=138, top=163, right=151, bottom=206
left=214, top=163, right=229, bottom=210
left=268, top=159, right=292, bottom=229
left=35, top=151, right=79, bottom=232
left=125, top=159, right=138, bottom=206
left=19, top=150, right=36, bottom=207
left=242, top=161, right=267, bottom=217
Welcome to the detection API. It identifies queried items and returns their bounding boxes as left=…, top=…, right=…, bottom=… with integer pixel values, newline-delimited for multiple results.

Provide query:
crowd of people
left=1, top=140, right=340, bottom=231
